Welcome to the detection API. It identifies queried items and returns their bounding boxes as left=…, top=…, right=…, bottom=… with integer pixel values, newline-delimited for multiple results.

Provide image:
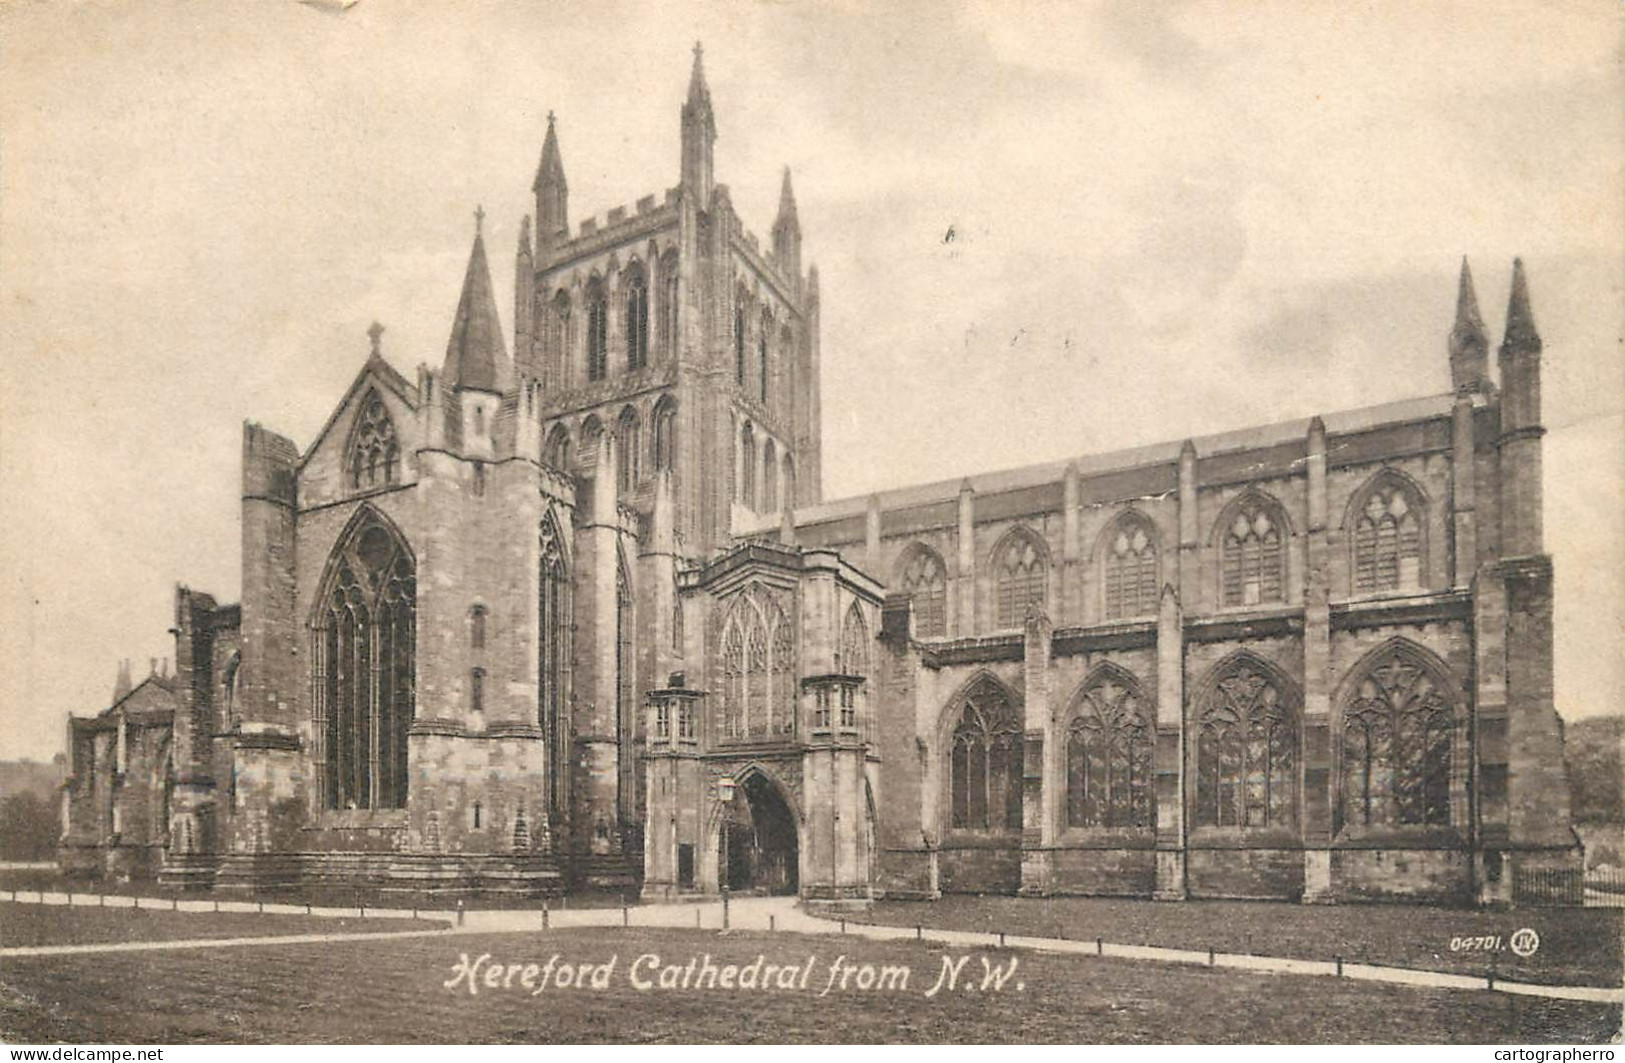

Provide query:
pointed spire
left=534, top=112, right=568, bottom=250
left=1454, top=257, right=1485, bottom=335
left=1502, top=257, right=1541, bottom=352
left=775, top=168, right=799, bottom=229
left=680, top=43, right=717, bottom=198
left=1449, top=257, right=1491, bottom=394
left=442, top=214, right=510, bottom=393
left=517, top=214, right=532, bottom=258
left=687, top=41, right=712, bottom=111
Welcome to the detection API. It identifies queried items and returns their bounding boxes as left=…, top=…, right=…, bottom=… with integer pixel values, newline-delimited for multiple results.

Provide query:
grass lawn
left=854, top=896, right=1625, bottom=989
left=0, top=868, right=629, bottom=912
left=0, top=902, right=432, bottom=948
left=1, top=926, right=1619, bottom=1043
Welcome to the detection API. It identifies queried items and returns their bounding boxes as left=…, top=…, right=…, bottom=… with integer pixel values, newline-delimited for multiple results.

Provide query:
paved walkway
left=5, top=890, right=1621, bottom=1005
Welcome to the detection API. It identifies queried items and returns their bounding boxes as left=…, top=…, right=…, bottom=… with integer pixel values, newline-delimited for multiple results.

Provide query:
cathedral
left=61, top=47, right=1579, bottom=907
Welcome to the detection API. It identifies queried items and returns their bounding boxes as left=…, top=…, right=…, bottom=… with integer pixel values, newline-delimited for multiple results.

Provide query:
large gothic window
left=1341, top=645, right=1456, bottom=829
left=715, top=584, right=795, bottom=741
left=993, top=529, right=1047, bottom=629
left=1195, top=657, right=1295, bottom=829
left=1219, top=493, right=1287, bottom=608
left=949, top=677, right=1023, bottom=831
left=348, top=391, right=400, bottom=491
left=1352, top=473, right=1424, bottom=594
left=624, top=264, right=649, bottom=371
left=314, top=509, right=415, bottom=811
left=616, top=406, right=641, bottom=495
left=1066, top=669, right=1153, bottom=829
left=897, top=546, right=948, bottom=639
left=538, top=513, right=570, bottom=826
left=1103, top=512, right=1158, bottom=620
left=586, top=278, right=608, bottom=382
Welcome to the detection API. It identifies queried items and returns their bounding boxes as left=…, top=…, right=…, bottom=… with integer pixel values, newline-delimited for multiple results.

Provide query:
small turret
left=443, top=208, right=509, bottom=458
left=1449, top=257, right=1491, bottom=395
left=533, top=113, right=568, bottom=252
left=515, top=215, right=535, bottom=376
left=1497, top=258, right=1545, bottom=558
left=680, top=42, right=717, bottom=202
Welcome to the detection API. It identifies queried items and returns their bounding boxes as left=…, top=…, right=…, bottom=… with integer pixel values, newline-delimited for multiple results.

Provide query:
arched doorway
left=721, top=772, right=799, bottom=895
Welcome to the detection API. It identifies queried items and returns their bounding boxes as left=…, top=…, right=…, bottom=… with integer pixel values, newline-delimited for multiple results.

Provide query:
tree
left=0, top=791, right=59, bottom=860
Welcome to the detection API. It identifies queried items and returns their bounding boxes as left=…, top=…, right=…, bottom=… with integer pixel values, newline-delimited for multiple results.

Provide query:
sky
left=2, top=0, right=1621, bottom=763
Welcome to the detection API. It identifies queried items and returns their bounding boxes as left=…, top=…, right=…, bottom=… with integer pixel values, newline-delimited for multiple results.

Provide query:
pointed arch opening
left=616, top=405, right=641, bottom=496
left=1214, top=490, right=1290, bottom=608
left=544, top=424, right=572, bottom=472
left=538, top=510, right=571, bottom=829
left=714, top=583, right=796, bottom=742
left=740, top=422, right=757, bottom=509
left=1098, top=510, right=1160, bottom=620
left=548, top=289, right=572, bottom=390
left=311, top=505, right=416, bottom=811
left=658, top=250, right=680, bottom=358
left=652, top=396, right=678, bottom=475
left=1337, top=638, right=1461, bottom=832
left=1192, top=652, right=1297, bottom=830
left=1064, top=664, right=1153, bottom=829
left=763, top=439, right=778, bottom=512
left=623, top=261, right=649, bottom=370
left=347, top=389, right=401, bottom=492
left=895, top=544, right=949, bottom=639
left=585, top=275, right=608, bottom=382
left=992, top=526, right=1048, bottom=629
left=944, top=673, right=1024, bottom=833
left=1345, top=469, right=1427, bottom=595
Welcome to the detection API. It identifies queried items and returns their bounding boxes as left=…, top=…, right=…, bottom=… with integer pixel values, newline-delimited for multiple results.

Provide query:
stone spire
left=442, top=208, right=510, bottom=394
left=771, top=166, right=802, bottom=282
left=1448, top=257, right=1490, bottom=394
left=533, top=112, right=568, bottom=251
left=680, top=42, right=717, bottom=200
left=1502, top=256, right=1541, bottom=354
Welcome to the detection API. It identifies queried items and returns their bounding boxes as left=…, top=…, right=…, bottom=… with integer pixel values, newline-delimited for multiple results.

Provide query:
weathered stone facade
left=62, top=47, right=1577, bottom=906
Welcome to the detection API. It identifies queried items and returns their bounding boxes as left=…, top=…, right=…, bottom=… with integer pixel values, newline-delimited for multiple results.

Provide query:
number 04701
left=1448, top=936, right=1503, bottom=952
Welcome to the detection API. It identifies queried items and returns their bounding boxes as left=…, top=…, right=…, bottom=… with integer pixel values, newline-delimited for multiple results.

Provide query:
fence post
left=916, top=924, right=922, bottom=942
left=542, top=901, right=550, bottom=930
left=1208, top=947, right=1215, bottom=967
left=1096, top=936, right=1103, bottom=956
left=999, top=932, right=1006, bottom=948
left=840, top=918, right=846, bottom=934
left=694, top=907, right=700, bottom=928
left=769, top=914, right=776, bottom=932
left=1335, top=955, right=1343, bottom=977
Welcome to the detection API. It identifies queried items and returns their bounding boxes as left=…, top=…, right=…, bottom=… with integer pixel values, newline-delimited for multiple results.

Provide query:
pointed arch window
left=1103, top=513, right=1159, bottom=620
left=313, top=510, right=415, bottom=810
left=949, top=679, right=1023, bottom=831
left=715, top=585, right=796, bottom=742
left=1341, top=647, right=1456, bottom=829
left=469, top=605, right=487, bottom=650
left=586, top=279, right=608, bottom=382
left=652, top=400, right=678, bottom=474
left=624, top=265, right=649, bottom=371
left=897, top=546, right=948, bottom=639
left=1066, top=671, right=1152, bottom=828
left=763, top=440, right=778, bottom=512
left=658, top=252, right=680, bottom=358
left=348, top=391, right=400, bottom=491
left=1219, top=494, right=1286, bottom=607
left=837, top=600, right=870, bottom=678
left=758, top=310, right=771, bottom=405
left=1195, top=659, right=1295, bottom=829
left=616, top=407, right=641, bottom=495
left=579, top=417, right=604, bottom=474
left=1353, top=476, right=1424, bottom=593
left=548, top=290, right=572, bottom=391
left=538, top=513, right=570, bottom=827
left=993, top=531, right=1047, bottom=629
left=740, top=423, right=757, bottom=508
left=544, top=425, right=572, bottom=471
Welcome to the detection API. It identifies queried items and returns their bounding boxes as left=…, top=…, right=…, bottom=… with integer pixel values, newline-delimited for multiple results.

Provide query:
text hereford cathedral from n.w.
left=62, top=46, right=1579, bottom=907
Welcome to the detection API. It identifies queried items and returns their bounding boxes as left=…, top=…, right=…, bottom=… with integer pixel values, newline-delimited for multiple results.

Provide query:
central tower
left=516, top=44, right=823, bottom=559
